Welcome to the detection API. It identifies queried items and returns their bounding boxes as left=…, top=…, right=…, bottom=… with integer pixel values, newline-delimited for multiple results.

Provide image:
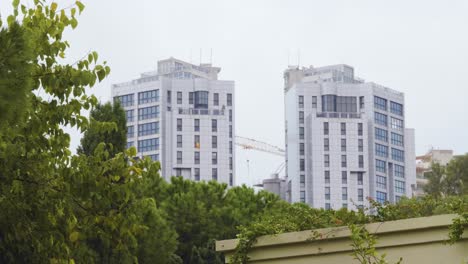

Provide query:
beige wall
left=216, top=214, right=468, bottom=263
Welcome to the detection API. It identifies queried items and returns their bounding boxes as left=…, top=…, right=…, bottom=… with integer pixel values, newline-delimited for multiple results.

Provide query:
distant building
left=414, top=149, right=454, bottom=197
left=284, top=64, right=416, bottom=210
left=112, top=58, right=235, bottom=185
left=255, top=173, right=288, bottom=201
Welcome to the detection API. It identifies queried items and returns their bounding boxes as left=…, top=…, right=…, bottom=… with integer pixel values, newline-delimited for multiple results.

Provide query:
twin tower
left=112, top=58, right=415, bottom=210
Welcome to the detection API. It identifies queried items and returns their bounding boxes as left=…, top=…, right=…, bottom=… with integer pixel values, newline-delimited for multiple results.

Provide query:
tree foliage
left=78, top=101, right=127, bottom=157
left=425, top=154, right=468, bottom=197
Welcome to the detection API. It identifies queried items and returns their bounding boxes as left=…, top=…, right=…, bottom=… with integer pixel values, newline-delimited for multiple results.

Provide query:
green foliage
left=349, top=224, right=402, bottom=264
left=425, top=154, right=468, bottom=197
left=78, top=101, right=127, bottom=157
left=154, top=178, right=281, bottom=264
left=231, top=196, right=468, bottom=263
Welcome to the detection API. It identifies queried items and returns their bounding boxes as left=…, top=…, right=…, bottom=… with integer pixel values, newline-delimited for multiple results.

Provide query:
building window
left=376, top=159, right=387, bottom=173
left=358, top=139, right=364, bottom=152
left=357, top=172, right=363, bottom=185
left=167, top=90, right=171, bottom=103
left=114, top=94, right=134, bottom=107
left=375, top=112, right=388, bottom=126
left=324, top=138, right=329, bottom=151
left=177, top=119, right=182, bottom=131
left=395, top=180, right=405, bottom=194
left=176, top=91, right=182, bottom=104
left=229, top=157, right=233, bottom=170
left=126, top=141, right=134, bottom=149
left=175, top=169, right=182, bottom=176
left=194, top=168, right=200, bottom=181
left=125, top=110, right=134, bottom=122
left=325, top=171, right=330, bottom=184
left=342, top=171, right=347, bottom=184
left=324, top=154, right=330, bottom=167
left=229, top=125, right=233, bottom=138
left=299, top=127, right=304, bottom=140
left=325, top=187, right=331, bottom=200
left=138, top=138, right=159, bottom=152
left=138, top=106, right=159, bottom=120
left=341, top=139, right=346, bottom=152
left=395, top=164, right=405, bottom=178
left=177, top=135, right=182, bottom=148
left=300, top=191, right=306, bottom=203
left=390, top=101, right=403, bottom=116
left=209, top=119, right=216, bottom=132
left=300, top=159, right=305, bottom=171
left=376, top=191, right=387, bottom=204
left=342, top=203, right=348, bottom=209
left=194, top=119, right=200, bottom=132
left=375, top=127, right=388, bottom=142
left=391, top=117, right=403, bottom=131
left=376, top=175, right=387, bottom=189
left=212, top=168, right=218, bottom=181
left=312, top=96, right=317, bottom=108
left=324, top=122, right=329, bottom=135
left=145, top=154, right=159, bottom=161
left=342, top=187, right=348, bottom=200
left=194, top=151, right=200, bottom=164
left=300, top=143, right=305, bottom=155
left=358, top=123, right=363, bottom=136
left=322, top=95, right=357, bottom=113
left=298, top=95, right=304, bottom=108
left=229, top=141, right=233, bottom=154
left=341, top=155, right=347, bottom=168
left=358, top=189, right=364, bottom=201
left=359, top=155, right=364, bottom=168
left=325, top=203, right=331, bottom=210
left=374, top=96, right=387, bottom=111
left=300, top=174, right=305, bottom=187
left=177, top=151, right=182, bottom=164
left=229, top=109, right=233, bottom=122
left=229, top=173, right=233, bottom=186
left=189, top=92, right=194, bottom=104
left=194, top=135, right=200, bottom=149
left=391, top=148, right=405, bottom=162
left=341, top=122, right=346, bottom=135
left=127, top=126, right=134, bottom=138
left=391, top=133, right=404, bottom=146
left=212, top=136, right=217, bottom=148
left=227, top=93, right=233, bottom=106
left=299, top=111, right=304, bottom=124
left=212, top=152, right=217, bottom=165
left=138, top=90, right=159, bottom=104
left=375, top=143, right=389, bottom=158
left=138, top=122, right=159, bottom=136
left=214, top=93, right=219, bottom=106
left=194, top=91, right=209, bottom=109
left=359, top=96, right=364, bottom=109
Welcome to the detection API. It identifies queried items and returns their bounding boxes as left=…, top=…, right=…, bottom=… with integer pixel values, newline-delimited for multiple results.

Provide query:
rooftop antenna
left=297, top=48, right=301, bottom=67
left=210, top=48, right=213, bottom=65
left=199, top=48, right=202, bottom=65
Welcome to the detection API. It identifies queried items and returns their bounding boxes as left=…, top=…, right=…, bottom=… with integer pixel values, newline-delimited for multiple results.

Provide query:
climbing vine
left=230, top=195, right=468, bottom=263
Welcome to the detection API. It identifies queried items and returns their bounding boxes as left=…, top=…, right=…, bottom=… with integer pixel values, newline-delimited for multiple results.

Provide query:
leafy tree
left=425, top=154, right=468, bottom=197
left=78, top=101, right=127, bottom=157
left=0, top=1, right=178, bottom=263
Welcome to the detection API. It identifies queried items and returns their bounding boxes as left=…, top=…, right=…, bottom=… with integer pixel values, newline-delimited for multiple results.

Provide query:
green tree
left=424, top=163, right=448, bottom=198
left=0, top=1, right=178, bottom=262
left=78, top=101, right=127, bottom=157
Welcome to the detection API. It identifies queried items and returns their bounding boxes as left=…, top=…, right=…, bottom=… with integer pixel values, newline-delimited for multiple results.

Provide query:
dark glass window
left=194, top=152, right=200, bottom=164
left=375, top=143, right=389, bottom=157
left=114, top=94, right=134, bottom=107
left=138, top=90, right=159, bottom=104
left=390, top=101, right=403, bottom=116
left=212, top=119, right=217, bottom=132
left=138, top=122, right=159, bottom=136
left=189, top=92, right=194, bottom=104
left=374, top=96, right=387, bottom=111
left=298, top=95, right=304, bottom=108
left=177, top=119, right=182, bottom=131
left=177, top=135, right=182, bottom=148
left=395, top=180, right=405, bottom=194
left=138, top=106, right=159, bottom=120
left=376, top=159, right=386, bottom=173
left=391, top=148, right=405, bottom=162
left=375, top=112, right=388, bottom=126
left=194, top=119, right=200, bottom=132
left=391, top=133, right=404, bottom=146
left=376, top=191, right=387, bottom=204
left=375, top=127, right=388, bottom=142
left=212, top=152, right=217, bottom=165
left=194, top=168, right=200, bottom=181
left=324, top=122, right=329, bottom=135
left=127, top=126, right=134, bottom=138
left=214, top=93, right=219, bottom=106
left=177, top=92, right=182, bottom=104
left=125, top=110, right=134, bottom=122
left=376, top=175, right=387, bottom=188
left=194, top=91, right=209, bottom=109
left=138, top=138, right=159, bottom=152
left=212, top=136, right=217, bottom=148
left=212, top=168, right=218, bottom=181
left=299, top=111, right=304, bottom=124
left=227, top=93, right=233, bottom=106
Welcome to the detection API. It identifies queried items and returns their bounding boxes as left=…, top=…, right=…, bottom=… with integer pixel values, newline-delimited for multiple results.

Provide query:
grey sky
left=3, top=0, right=468, bottom=186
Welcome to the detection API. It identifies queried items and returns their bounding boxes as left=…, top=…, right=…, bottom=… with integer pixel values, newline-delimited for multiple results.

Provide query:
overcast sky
left=3, top=0, right=468, bottom=186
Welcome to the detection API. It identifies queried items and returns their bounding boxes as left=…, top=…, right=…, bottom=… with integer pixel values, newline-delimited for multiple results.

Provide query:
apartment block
left=284, top=64, right=416, bottom=210
left=112, top=58, right=235, bottom=185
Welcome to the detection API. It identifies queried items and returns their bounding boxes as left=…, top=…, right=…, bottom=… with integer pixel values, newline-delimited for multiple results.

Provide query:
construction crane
left=235, top=136, right=286, bottom=183
left=235, top=136, right=285, bottom=157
